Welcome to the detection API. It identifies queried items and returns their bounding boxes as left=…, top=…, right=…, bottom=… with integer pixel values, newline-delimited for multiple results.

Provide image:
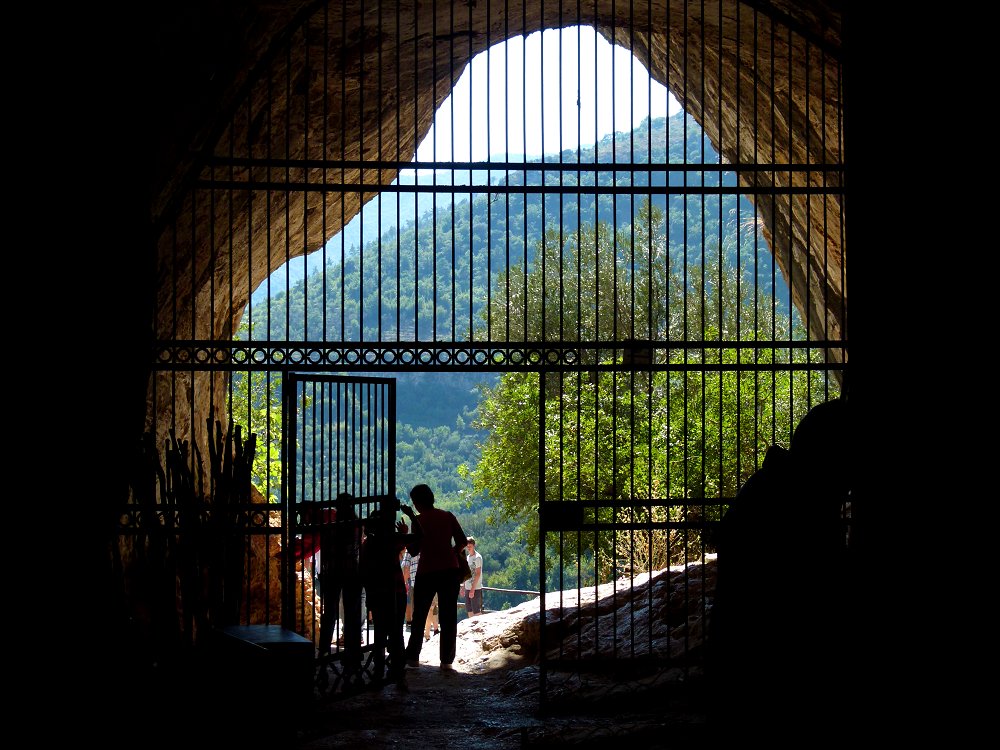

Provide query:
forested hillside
left=236, top=111, right=791, bottom=606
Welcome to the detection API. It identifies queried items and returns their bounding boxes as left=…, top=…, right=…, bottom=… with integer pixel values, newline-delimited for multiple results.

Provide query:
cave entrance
left=131, top=0, right=848, bottom=722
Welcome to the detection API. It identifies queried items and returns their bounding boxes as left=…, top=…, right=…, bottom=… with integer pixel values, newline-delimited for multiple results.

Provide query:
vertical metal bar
left=432, top=0, right=438, bottom=342
left=359, top=0, right=367, bottom=343
left=333, top=380, right=340, bottom=498
left=365, top=382, right=382, bottom=497
left=352, top=380, right=359, bottom=494
left=371, top=380, right=377, bottom=500
left=629, top=0, right=636, bottom=346
left=395, top=0, right=402, bottom=343
left=264, top=53, right=276, bottom=628
left=170, top=217, right=179, bottom=442
left=227, top=115, right=235, bottom=431
left=591, top=37, right=601, bottom=661
left=537, top=368, right=547, bottom=706
left=752, top=3, right=760, bottom=469
left=575, top=18, right=582, bottom=348
left=267, top=61, right=274, bottom=342
left=734, top=0, right=743, bottom=493
left=821, top=43, right=830, bottom=400
left=663, top=1, right=672, bottom=571
left=681, top=0, right=690, bottom=577
left=323, top=3, right=329, bottom=342
left=785, top=19, right=797, bottom=422
left=208, top=173, right=218, bottom=501
left=310, top=379, right=318, bottom=502
left=769, top=11, right=779, bottom=446
left=836, top=53, right=847, bottom=391
left=188, top=189, right=197, bottom=490
left=521, top=3, right=527, bottom=339
left=388, top=378, right=397, bottom=506
left=803, top=32, right=812, bottom=408
left=169, top=207, right=178, bottom=341
left=706, top=0, right=722, bottom=675
left=378, top=0, right=384, bottom=343
left=364, top=382, right=371, bottom=502
left=572, top=2, right=584, bottom=668
left=280, top=374, right=293, bottom=630
left=485, top=0, right=493, bottom=342
left=575, top=375, right=583, bottom=666
left=835, top=64, right=847, bottom=394
left=414, top=0, right=420, bottom=342
left=502, top=2, right=510, bottom=342
left=557, top=21, right=565, bottom=348
left=645, top=0, right=653, bottom=348
left=327, top=381, right=335, bottom=505
left=285, top=37, right=292, bottom=342
left=302, top=381, right=310, bottom=638
left=468, top=0, right=475, bottom=342
left=319, top=374, right=326, bottom=510
left=624, top=0, right=639, bottom=654
left=699, top=0, right=707, bottom=519
left=609, top=0, right=620, bottom=662
left=310, top=380, right=318, bottom=647
left=645, top=0, right=655, bottom=659
left=242, top=79, right=255, bottom=622
left=540, top=5, right=547, bottom=348
left=449, top=0, right=456, bottom=342
left=611, top=0, right=618, bottom=356
left=304, top=22, right=311, bottom=342
left=341, top=6, right=348, bottom=342
left=769, top=13, right=780, bottom=434
left=715, top=0, right=724, bottom=529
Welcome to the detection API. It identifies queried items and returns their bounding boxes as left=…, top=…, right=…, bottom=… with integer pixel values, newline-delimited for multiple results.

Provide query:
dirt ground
left=296, top=615, right=708, bottom=749
left=297, top=642, right=537, bottom=748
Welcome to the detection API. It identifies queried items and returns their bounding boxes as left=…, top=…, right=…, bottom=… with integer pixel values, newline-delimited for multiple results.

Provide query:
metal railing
left=460, top=586, right=541, bottom=615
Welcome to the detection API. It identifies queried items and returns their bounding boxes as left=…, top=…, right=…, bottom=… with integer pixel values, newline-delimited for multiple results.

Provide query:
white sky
left=415, top=26, right=682, bottom=163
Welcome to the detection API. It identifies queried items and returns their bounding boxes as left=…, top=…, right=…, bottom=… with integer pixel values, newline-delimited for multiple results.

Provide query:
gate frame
left=281, top=371, right=398, bottom=694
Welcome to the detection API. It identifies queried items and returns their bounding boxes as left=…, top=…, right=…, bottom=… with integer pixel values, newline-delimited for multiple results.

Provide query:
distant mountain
left=253, top=168, right=507, bottom=303
left=257, top=111, right=777, bottom=335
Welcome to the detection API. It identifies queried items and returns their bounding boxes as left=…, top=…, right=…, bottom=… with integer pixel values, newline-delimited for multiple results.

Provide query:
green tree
left=231, top=319, right=285, bottom=503
left=470, top=200, right=837, bottom=580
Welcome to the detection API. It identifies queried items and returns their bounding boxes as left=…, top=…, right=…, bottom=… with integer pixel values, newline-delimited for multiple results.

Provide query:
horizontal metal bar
left=157, top=339, right=846, bottom=350
left=155, top=361, right=844, bottom=374
left=480, top=586, right=540, bottom=597
left=543, top=499, right=730, bottom=510
left=152, top=341, right=847, bottom=372
left=193, top=178, right=844, bottom=196
left=205, top=155, right=844, bottom=174
left=543, top=521, right=719, bottom=533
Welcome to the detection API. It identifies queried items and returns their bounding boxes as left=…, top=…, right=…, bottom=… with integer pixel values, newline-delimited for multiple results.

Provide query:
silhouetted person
left=290, top=493, right=364, bottom=685
left=361, top=503, right=411, bottom=683
left=709, top=397, right=852, bottom=740
left=282, top=492, right=365, bottom=688
left=403, top=484, right=468, bottom=669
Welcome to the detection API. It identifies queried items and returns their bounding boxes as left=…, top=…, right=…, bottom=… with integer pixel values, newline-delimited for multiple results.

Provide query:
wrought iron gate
left=130, top=0, right=849, bottom=719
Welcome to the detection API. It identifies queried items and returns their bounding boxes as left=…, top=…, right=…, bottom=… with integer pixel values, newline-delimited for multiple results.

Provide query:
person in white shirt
left=401, top=549, right=416, bottom=628
left=463, top=536, right=484, bottom=617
